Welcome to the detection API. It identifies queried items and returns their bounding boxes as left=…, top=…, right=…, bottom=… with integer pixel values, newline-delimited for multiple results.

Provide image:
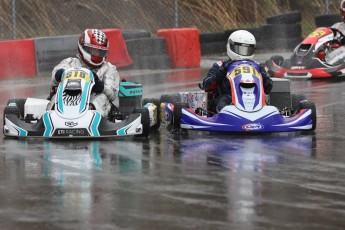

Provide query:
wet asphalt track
left=1, top=53, right=345, bottom=229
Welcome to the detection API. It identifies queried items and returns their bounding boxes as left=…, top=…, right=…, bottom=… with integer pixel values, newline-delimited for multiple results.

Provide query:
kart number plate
left=53, top=128, right=89, bottom=137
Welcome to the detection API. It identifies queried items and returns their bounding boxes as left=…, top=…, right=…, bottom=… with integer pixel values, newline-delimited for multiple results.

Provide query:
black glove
left=92, top=71, right=104, bottom=93
left=54, top=68, right=65, bottom=82
left=215, top=66, right=227, bottom=80
left=47, top=86, right=57, bottom=100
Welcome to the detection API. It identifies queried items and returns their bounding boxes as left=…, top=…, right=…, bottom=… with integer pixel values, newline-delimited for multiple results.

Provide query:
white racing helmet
left=227, top=30, right=256, bottom=60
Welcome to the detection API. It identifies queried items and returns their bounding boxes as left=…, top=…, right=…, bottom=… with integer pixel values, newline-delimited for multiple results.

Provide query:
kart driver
left=47, top=29, right=120, bottom=117
left=201, top=30, right=273, bottom=112
left=332, top=0, right=345, bottom=36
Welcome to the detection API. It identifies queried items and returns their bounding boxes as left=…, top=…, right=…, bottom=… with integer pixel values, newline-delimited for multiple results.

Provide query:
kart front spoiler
left=3, top=111, right=143, bottom=138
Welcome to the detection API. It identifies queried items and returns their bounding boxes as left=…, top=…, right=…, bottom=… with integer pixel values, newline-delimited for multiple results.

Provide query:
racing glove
left=54, top=68, right=65, bottom=82
left=92, top=71, right=104, bottom=94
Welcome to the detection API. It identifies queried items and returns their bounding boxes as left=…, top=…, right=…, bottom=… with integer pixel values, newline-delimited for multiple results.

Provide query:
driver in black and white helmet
left=201, top=30, right=273, bottom=112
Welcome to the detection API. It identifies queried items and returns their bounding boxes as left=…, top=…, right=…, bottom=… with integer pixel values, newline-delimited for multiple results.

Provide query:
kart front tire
left=291, top=94, right=307, bottom=112
left=173, top=102, right=189, bottom=130
left=7, top=98, right=26, bottom=119
left=3, top=106, right=20, bottom=134
left=134, top=108, right=150, bottom=137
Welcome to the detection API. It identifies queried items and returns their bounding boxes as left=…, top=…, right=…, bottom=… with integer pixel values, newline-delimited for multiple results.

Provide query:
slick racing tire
left=291, top=94, right=307, bottom=112
left=142, top=98, right=161, bottom=130
left=134, top=107, right=150, bottom=137
left=173, top=102, right=189, bottom=130
left=7, top=98, right=26, bottom=119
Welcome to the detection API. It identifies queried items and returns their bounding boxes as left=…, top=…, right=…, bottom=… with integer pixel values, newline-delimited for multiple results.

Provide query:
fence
left=0, top=0, right=342, bottom=40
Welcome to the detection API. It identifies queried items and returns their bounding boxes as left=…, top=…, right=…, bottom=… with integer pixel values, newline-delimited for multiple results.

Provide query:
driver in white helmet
left=47, top=29, right=120, bottom=117
left=202, top=30, right=273, bottom=112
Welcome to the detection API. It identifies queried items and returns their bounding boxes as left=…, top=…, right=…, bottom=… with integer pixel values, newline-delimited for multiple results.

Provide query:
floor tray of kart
left=3, top=68, right=160, bottom=138
left=160, top=61, right=317, bottom=133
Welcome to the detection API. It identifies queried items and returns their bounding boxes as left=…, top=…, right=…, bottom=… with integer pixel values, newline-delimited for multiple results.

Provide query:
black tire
left=291, top=94, right=307, bottom=111
left=199, top=32, right=227, bottom=43
left=270, top=55, right=284, bottom=66
left=173, top=102, right=189, bottom=130
left=200, top=41, right=226, bottom=55
left=7, top=98, right=26, bottom=118
left=134, top=108, right=150, bottom=137
left=130, top=54, right=171, bottom=70
left=126, top=37, right=167, bottom=56
left=299, top=101, right=317, bottom=131
left=142, top=98, right=161, bottom=130
left=122, top=29, right=151, bottom=40
left=266, top=11, right=302, bottom=24
left=261, top=23, right=302, bottom=40
left=315, top=14, right=341, bottom=27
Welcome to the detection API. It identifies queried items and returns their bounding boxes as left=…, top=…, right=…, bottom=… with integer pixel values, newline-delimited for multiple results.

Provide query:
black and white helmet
left=227, top=30, right=256, bottom=60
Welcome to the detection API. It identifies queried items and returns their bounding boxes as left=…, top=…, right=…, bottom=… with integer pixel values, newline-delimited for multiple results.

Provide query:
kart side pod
left=118, top=81, right=143, bottom=116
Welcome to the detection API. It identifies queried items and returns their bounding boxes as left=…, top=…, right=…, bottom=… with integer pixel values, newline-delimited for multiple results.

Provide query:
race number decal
left=308, top=29, right=326, bottom=38
left=229, top=65, right=260, bottom=79
left=63, top=70, right=91, bottom=82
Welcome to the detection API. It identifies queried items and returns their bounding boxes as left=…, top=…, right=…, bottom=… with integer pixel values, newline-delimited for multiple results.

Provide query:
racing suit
left=48, top=56, right=120, bottom=117
left=331, top=22, right=345, bottom=44
left=202, top=59, right=273, bottom=112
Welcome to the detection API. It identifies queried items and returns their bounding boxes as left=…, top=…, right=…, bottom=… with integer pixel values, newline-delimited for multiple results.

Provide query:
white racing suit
left=331, top=22, right=345, bottom=35
left=48, top=57, right=120, bottom=117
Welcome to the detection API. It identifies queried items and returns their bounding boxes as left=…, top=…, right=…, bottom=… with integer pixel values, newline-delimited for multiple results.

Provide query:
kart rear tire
left=291, top=94, right=307, bottom=112
left=142, top=98, right=161, bottom=130
left=7, top=98, right=26, bottom=118
left=134, top=108, right=150, bottom=137
left=299, top=101, right=317, bottom=131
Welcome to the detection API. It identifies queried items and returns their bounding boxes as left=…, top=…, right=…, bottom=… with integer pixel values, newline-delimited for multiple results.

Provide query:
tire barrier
left=102, top=29, right=133, bottom=68
left=125, top=37, right=171, bottom=69
left=122, top=29, right=151, bottom=40
left=157, top=28, right=201, bottom=68
left=34, top=35, right=79, bottom=74
left=315, top=14, right=341, bottom=27
left=258, top=11, right=302, bottom=50
left=0, top=38, right=36, bottom=79
left=266, top=11, right=302, bottom=24
left=200, top=32, right=226, bottom=55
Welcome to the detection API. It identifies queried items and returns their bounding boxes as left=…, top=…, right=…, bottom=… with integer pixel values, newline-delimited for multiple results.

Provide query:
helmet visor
left=83, top=45, right=108, bottom=58
left=230, top=42, right=255, bottom=56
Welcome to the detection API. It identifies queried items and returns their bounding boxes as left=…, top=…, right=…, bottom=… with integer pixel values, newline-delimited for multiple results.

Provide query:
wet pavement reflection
left=1, top=65, right=345, bottom=229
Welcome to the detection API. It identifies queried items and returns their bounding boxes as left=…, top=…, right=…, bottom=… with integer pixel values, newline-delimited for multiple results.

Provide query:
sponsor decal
left=308, top=30, right=326, bottom=38
left=65, top=121, right=78, bottom=127
left=54, top=128, right=88, bottom=136
left=242, top=123, right=264, bottom=131
left=291, top=66, right=306, bottom=70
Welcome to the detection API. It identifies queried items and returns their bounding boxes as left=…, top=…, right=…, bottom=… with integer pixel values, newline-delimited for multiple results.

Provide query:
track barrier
left=103, top=29, right=133, bottom=68
left=0, top=39, right=36, bottom=79
left=157, top=28, right=201, bottom=68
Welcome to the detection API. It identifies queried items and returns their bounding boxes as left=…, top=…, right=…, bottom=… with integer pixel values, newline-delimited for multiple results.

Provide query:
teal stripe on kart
left=14, top=125, right=28, bottom=137
left=117, top=123, right=133, bottom=135
left=43, top=112, right=53, bottom=137
left=57, top=85, right=64, bottom=113
left=79, top=81, right=90, bottom=113
left=90, top=111, right=101, bottom=137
